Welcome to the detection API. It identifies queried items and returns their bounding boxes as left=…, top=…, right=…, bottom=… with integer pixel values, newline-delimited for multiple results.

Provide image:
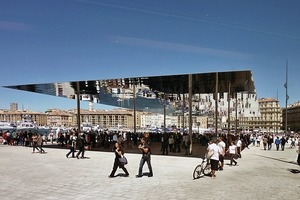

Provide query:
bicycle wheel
left=193, top=164, right=203, bottom=179
left=203, top=163, right=211, bottom=176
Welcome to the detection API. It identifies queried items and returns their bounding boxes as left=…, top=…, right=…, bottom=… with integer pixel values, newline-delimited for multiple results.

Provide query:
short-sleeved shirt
left=236, top=140, right=242, bottom=147
left=229, top=145, right=237, bottom=154
left=207, top=143, right=220, bottom=161
left=218, top=141, right=226, bottom=155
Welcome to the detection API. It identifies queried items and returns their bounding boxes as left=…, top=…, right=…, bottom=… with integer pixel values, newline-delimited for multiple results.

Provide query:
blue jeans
left=138, top=156, right=153, bottom=176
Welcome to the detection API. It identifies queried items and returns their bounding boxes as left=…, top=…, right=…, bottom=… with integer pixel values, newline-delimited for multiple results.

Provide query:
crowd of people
left=1, top=128, right=299, bottom=178
left=204, top=132, right=300, bottom=179
left=0, top=129, right=46, bottom=153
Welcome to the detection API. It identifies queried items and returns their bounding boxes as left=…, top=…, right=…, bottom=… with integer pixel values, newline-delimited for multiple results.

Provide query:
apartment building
left=69, top=108, right=142, bottom=129
left=282, top=101, right=300, bottom=132
left=0, top=109, right=47, bottom=126
left=229, top=98, right=281, bottom=133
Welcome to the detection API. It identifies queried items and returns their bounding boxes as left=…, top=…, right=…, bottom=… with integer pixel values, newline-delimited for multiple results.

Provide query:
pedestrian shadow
left=254, top=154, right=298, bottom=165
left=80, top=157, right=91, bottom=159
left=287, top=169, right=300, bottom=174
left=193, top=173, right=211, bottom=180
left=115, top=173, right=129, bottom=177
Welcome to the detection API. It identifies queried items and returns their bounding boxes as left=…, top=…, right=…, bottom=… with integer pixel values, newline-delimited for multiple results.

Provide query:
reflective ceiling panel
left=3, top=70, right=255, bottom=114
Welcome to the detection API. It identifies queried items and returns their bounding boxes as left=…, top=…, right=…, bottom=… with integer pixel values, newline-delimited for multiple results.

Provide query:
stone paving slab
left=0, top=144, right=299, bottom=200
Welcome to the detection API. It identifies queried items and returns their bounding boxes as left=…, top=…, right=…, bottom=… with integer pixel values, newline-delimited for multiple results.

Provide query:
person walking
left=183, top=133, right=191, bottom=155
left=267, top=135, right=273, bottom=150
left=31, top=133, right=40, bottom=153
left=108, top=142, right=129, bottom=178
left=227, top=141, right=238, bottom=166
left=168, top=134, right=174, bottom=153
left=281, top=136, right=287, bottom=151
left=76, top=133, right=86, bottom=159
left=263, top=136, right=268, bottom=150
left=236, top=137, right=242, bottom=158
left=66, top=133, right=77, bottom=158
left=136, top=137, right=153, bottom=178
left=206, top=139, right=220, bottom=179
left=275, top=136, right=281, bottom=151
left=37, top=134, right=45, bottom=153
left=256, top=135, right=261, bottom=147
left=297, top=139, right=300, bottom=165
left=161, top=133, right=169, bottom=155
left=217, top=137, right=226, bottom=170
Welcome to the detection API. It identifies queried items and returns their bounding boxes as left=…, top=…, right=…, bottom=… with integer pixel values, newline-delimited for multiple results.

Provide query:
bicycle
left=193, top=157, right=211, bottom=179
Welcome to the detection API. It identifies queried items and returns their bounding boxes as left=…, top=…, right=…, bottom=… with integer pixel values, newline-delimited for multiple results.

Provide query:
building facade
left=228, top=98, right=282, bottom=133
left=0, top=109, right=47, bottom=126
left=46, top=109, right=73, bottom=127
left=282, top=101, right=300, bottom=132
left=69, top=108, right=142, bottom=129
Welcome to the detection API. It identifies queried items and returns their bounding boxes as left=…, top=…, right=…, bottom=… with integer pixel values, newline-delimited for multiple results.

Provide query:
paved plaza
left=0, top=144, right=299, bottom=200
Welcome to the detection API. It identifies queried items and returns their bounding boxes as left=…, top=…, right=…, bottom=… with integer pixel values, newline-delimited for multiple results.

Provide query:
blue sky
left=0, top=0, right=299, bottom=112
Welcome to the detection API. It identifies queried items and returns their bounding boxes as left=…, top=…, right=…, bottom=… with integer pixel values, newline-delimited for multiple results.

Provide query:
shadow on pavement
left=254, top=154, right=299, bottom=165
left=287, top=169, right=300, bottom=174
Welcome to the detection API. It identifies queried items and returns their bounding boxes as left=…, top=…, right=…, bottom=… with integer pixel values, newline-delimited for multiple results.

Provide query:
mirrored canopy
left=3, top=70, right=255, bottom=114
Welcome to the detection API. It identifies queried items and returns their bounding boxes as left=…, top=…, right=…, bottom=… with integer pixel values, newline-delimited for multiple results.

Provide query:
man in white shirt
left=206, top=139, right=220, bottom=179
left=217, top=137, right=226, bottom=170
left=236, top=137, right=242, bottom=158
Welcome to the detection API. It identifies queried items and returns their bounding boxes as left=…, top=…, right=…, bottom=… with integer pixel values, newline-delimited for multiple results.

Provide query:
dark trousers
left=237, top=147, right=242, bottom=158
left=174, top=142, right=181, bottom=153
left=39, top=145, right=45, bottom=153
left=169, top=144, right=174, bottom=152
left=229, top=154, right=237, bottom=165
left=268, top=143, right=272, bottom=150
left=138, top=157, right=153, bottom=176
left=162, top=143, right=168, bottom=155
left=76, top=147, right=85, bottom=158
left=110, top=161, right=129, bottom=177
left=276, top=144, right=280, bottom=151
left=66, top=146, right=75, bottom=158
left=32, top=142, right=39, bottom=152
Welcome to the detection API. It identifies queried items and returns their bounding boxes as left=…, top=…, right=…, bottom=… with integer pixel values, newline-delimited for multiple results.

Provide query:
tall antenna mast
left=284, top=60, right=289, bottom=134
left=276, top=89, right=278, bottom=134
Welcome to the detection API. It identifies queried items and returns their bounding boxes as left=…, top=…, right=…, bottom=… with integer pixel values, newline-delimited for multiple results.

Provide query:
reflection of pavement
left=0, top=144, right=299, bottom=200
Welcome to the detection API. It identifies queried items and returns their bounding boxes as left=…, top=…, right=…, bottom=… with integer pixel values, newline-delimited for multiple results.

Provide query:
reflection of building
left=55, top=83, right=75, bottom=98
left=257, top=98, right=281, bottom=133
left=70, top=109, right=142, bottom=129
left=171, top=92, right=260, bottom=130
left=46, top=109, right=73, bottom=127
left=1, top=98, right=283, bottom=132
left=181, top=92, right=260, bottom=118
left=175, top=114, right=208, bottom=129
left=282, top=101, right=300, bottom=132
left=10, top=103, right=18, bottom=111
left=230, top=98, right=281, bottom=133
left=4, top=70, right=259, bottom=132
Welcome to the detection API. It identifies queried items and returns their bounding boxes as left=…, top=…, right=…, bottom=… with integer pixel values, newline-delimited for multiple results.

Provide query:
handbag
left=119, top=156, right=128, bottom=165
